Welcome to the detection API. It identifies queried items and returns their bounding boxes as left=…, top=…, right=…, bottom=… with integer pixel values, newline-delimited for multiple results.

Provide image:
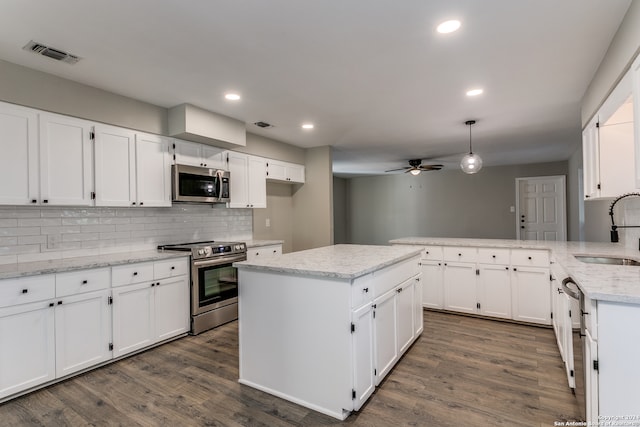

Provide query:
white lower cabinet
left=112, top=261, right=189, bottom=358
left=419, top=260, right=443, bottom=309
left=443, top=261, right=477, bottom=314
left=0, top=256, right=189, bottom=403
left=55, top=290, right=112, bottom=378
left=351, top=302, right=374, bottom=411
left=0, top=300, right=55, bottom=399
left=477, top=264, right=511, bottom=319
left=511, top=266, right=551, bottom=325
left=373, top=288, right=397, bottom=385
left=396, top=277, right=416, bottom=355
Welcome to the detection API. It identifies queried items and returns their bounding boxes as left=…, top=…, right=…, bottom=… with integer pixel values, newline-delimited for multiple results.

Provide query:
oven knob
left=197, top=249, right=205, bottom=256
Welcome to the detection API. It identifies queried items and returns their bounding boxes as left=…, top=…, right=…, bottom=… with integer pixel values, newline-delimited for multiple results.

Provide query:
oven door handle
left=193, top=255, right=246, bottom=268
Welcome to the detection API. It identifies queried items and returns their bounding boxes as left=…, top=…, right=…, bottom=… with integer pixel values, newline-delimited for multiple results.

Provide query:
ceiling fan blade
left=385, top=167, right=410, bottom=172
left=419, top=164, right=444, bottom=170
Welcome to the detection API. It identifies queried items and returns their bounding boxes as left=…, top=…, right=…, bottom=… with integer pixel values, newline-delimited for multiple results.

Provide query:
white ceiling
left=0, top=0, right=632, bottom=175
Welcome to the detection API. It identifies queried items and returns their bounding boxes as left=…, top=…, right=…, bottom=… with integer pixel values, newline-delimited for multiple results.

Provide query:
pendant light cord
left=468, top=123, right=473, bottom=154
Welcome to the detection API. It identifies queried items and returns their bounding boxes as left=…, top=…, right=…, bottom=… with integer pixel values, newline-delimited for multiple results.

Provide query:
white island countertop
left=234, top=244, right=422, bottom=279
left=390, top=237, right=640, bottom=304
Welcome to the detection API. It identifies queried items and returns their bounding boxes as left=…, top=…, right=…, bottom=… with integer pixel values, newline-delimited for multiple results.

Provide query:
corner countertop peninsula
left=390, top=237, right=640, bottom=304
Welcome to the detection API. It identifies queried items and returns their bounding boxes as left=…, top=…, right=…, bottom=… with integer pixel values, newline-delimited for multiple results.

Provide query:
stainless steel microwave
left=172, top=164, right=230, bottom=203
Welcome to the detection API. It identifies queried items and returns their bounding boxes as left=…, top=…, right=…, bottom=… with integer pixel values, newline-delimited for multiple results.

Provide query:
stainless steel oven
left=158, top=241, right=246, bottom=334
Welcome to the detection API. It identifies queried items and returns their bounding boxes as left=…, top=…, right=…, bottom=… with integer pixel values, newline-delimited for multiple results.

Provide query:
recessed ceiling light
left=437, top=20, right=461, bottom=34
left=225, top=93, right=241, bottom=101
left=301, top=123, right=314, bottom=130
left=466, top=88, right=483, bottom=97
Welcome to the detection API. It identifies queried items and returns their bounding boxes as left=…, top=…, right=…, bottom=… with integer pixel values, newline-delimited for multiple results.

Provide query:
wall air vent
left=22, top=40, right=81, bottom=65
left=254, top=121, right=274, bottom=129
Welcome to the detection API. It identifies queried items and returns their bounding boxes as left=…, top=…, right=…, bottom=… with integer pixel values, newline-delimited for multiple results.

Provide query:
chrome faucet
left=608, top=193, right=640, bottom=242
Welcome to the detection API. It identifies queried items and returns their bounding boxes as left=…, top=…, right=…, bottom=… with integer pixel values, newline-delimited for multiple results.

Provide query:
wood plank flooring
left=0, top=310, right=582, bottom=426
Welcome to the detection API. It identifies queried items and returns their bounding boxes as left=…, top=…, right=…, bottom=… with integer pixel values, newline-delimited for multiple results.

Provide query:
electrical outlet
left=266, top=218, right=271, bottom=228
left=510, top=206, right=515, bottom=213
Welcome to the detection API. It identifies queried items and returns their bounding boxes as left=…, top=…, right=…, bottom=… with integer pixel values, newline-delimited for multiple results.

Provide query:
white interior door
left=516, top=176, right=567, bottom=241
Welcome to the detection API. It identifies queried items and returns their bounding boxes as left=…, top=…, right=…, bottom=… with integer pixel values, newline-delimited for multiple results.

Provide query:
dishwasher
left=561, top=277, right=586, bottom=420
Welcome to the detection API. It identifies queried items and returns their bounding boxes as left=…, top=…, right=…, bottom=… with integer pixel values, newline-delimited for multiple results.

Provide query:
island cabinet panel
left=237, top=252, right=422, bottom=420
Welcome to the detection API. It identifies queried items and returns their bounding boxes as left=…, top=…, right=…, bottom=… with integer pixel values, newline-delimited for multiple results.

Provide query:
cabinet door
left=0, top=102, right=39, bottom=205
left=135, top=133, right=171, bottom=207
left=443, top=262, right=477, bottom=314
left=511, top=267, right=551, bottom=325
left=94, top=124, right=136, bottom=207
left=0, top=301, right=55, bottom=399
left=39, top=113, right=93, bottom=206
left=396, top=278, right=415, bottom=355
left=413, top=276, right=423, bottom=336
left=154, top=276, right=189, bottom=341
left=248, top=155, right=267, bottom=208
left=55, top=290, right=112, bottom=377
left=373, top=289, right=397, bottom=385
left=287, top=163, right=305, bottom=183
left=582, top=116, right=600, bottom=200
left=112, top=281, right=155, bottom=358
left=173, top=139, right=203, bottom=166
left=584, top=329, right=599, bottom=425
left=558, top=291, right=575, bottom=389
left=351, top=303, right=374, bottom=411
left=201, top=146, right=227, bottom=170
left=633, top=54, right=640, bottom=189
left=420, top=260, right=443, bottom=309
left=228, top=151, right=249, bottom=208
left=477, top=264, right=511, bottom=319
left=266, top=159, right=287, bottom=181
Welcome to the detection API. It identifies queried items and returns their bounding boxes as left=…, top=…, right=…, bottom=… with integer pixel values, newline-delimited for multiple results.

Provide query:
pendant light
left=460, top=120, right=483, bottom=174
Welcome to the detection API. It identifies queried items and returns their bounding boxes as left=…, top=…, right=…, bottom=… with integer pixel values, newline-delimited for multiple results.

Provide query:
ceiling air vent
left=254, top=121, right=274, bottom=129
left=22, top=40, right=81, bottom=65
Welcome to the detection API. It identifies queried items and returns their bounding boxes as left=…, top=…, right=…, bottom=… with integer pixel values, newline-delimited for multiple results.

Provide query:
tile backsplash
left=0, top=204, right=252, bottom=265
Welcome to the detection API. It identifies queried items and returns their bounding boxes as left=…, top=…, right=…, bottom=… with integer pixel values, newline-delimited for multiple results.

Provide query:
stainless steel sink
left=574, top=255, right=640, bottom=266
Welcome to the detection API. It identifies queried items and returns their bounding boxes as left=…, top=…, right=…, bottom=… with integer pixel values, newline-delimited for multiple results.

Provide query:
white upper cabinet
left=94, top=126, right=170, bottom=207
left=0, top=102, right=39, bottom=205
left=172, top=139, right=227, bottom=170
left=94, top=124, right=137, bottom=207
left=266, top=159, right=305, bottom=183
left=633, top=54, right=640, bottom=189
left=228, top=152, right=266, bottom=208
left=39, top=113, right=93, bottom=206
left=584, top=68, right=637, bottom=199
left=135, top=133, right=171, bottom=207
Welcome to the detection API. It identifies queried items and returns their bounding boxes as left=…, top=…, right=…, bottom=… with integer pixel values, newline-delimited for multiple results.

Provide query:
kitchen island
left=234, top=244, right=423, bottom=420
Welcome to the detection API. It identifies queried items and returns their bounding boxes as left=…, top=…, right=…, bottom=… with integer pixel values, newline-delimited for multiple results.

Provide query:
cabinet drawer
left=511, top=249, right=549, bottom=267
left=351, top=274, right=373, bottom=308
left=247, top=245, right=282, bottom=261
left=0, top=275, right=55, bottom=307
left=112, top=262, right=154, bottom=287
left=372, top=257, right=420, bottom=297
left=154, top=258, right=189, bottom=280
left=56, top=268, right=110, bottom=297
left=443, top=247, right=477, bottom=262
left=421, top=246, right=443, bottom=261
left=478, top=248, right=510, bottom=265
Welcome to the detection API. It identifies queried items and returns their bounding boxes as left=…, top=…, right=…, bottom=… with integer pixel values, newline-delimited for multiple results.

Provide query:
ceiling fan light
left=410, top=169, right=421, bottom=176
left=460, top=153, right=483, bottom=174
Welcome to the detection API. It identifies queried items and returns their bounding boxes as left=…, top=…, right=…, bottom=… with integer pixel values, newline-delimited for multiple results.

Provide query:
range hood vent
left=23, top=40, right=81, bottom=65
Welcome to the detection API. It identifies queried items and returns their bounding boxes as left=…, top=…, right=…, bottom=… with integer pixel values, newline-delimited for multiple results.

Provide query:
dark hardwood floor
left=0, top=310, right=582, bottom=426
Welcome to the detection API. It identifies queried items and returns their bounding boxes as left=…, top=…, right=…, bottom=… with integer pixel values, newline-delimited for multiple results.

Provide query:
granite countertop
left=234, top=244, right=422, bottom=280
left=390, top=237, right=640, bottom=304
left=0, top=250, right=189, bottom=280
left=244, top=240, right=284, bottom=248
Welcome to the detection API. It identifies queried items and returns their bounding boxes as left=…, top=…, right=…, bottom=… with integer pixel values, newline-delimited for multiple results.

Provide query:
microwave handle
left=216, top=171, right=222, bottom=199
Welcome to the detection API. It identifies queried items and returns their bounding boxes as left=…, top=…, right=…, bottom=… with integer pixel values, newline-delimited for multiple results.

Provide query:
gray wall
left=252, top=183, right=295, bottom=253
left=292, top=146, right=334, bottom=251
left=581, top=1, right=640, bottom=125
left=341, top=161, right=570, bottom=245
left=333, top=177, right=349, bottom=244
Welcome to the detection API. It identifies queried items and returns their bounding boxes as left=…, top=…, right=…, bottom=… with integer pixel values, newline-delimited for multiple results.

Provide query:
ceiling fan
left=385, top=159, right=444, bottom=175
